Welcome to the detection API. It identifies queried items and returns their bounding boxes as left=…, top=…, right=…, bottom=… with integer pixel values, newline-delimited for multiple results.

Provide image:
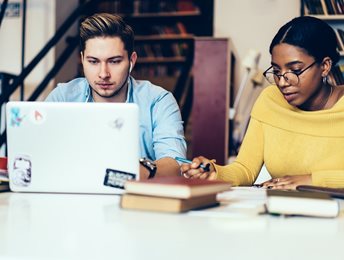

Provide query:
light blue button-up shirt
left=45, top=77, right=187, bottom=160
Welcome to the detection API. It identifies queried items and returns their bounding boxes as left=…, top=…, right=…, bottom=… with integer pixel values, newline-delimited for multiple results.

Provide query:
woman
left=181, top=16, right=344, bottom=189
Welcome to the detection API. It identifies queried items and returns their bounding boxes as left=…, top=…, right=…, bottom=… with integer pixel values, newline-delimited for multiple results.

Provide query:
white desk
left=0, top=189, right=343, bottom=260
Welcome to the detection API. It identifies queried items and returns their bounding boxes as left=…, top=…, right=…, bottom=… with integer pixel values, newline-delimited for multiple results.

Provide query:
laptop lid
left=6, top=101, right=140, bottom=194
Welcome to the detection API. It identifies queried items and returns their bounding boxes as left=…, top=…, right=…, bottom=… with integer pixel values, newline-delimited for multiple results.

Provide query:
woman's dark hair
left=269, top=16, right=339, bottom=65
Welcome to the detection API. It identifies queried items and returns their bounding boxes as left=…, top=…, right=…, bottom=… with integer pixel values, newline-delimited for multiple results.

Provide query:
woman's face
left=270, top=43, right=328, bottom=110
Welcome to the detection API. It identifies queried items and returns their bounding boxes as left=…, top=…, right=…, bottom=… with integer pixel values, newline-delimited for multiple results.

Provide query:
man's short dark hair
left=80, top=13, right=134, bottom=57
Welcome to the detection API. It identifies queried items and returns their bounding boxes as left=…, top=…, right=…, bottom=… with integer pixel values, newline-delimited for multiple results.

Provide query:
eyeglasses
left=263, top=61, right=317, bottom=85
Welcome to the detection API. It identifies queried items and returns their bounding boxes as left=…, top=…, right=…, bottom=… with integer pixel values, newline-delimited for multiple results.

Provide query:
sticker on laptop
left=29, top=109, right=46, bottom=124
left=108, top=118, right=124, bottom=130
left=103, top=168, right=136, bottom=189
left=10, top=107, right=26, bottom=127
left=11, top=154, right=32, bottom=187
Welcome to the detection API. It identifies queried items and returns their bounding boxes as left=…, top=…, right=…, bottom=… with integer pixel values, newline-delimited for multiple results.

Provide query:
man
left=46, top=13, right=186, bottom=179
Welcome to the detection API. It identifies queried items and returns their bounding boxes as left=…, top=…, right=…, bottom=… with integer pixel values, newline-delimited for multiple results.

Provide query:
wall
left=215, top=0, right=300, bottom=74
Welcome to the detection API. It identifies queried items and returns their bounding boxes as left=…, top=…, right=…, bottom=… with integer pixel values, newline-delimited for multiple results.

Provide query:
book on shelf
left=324, top=0, right=336, bottom=14
left=304, top=0, right=344, bottom=15
left=266, top=189, right=339, bottom=218
left=120, top=193, right=218, bottom=213
left=297, top=185, right=344, bottom=199
left=336, top=28, right=344, bottom=49
left=176, top=0, right=199, bottom=12
left=303, top=0, right=325, bottom=15
left=124, top=176, right=231, bottom=199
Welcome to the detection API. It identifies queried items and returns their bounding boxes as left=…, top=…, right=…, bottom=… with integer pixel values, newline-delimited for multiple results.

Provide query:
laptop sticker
left=10, top=107, right=26, bottom=127
left=104, top=168, right=136, bottom=189
left=12, top=154, right=32, bottom=187
left=30, top=109, right=46, bottom=124
left=108, top=118, right=124, bottom=130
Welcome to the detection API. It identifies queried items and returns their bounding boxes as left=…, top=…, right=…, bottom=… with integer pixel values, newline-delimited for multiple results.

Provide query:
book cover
left=120, top=193, right=218, bottom=213
left=266, top=190, right=339, bottom=218
left=297, top=185, right=344, bottom=199
left=124, top=176, right=231, bottom=199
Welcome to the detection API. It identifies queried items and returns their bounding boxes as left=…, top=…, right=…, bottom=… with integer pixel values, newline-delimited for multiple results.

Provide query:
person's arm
left=140, top=157, right=180, bottom=179
left=181, top=117, right=265, bottom=186
left=213, top=118, right=264, bottom=185
left=148, top=92, right=186, bottom=178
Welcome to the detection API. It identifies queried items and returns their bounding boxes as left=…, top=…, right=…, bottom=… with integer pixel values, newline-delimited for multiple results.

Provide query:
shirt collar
left=85, top=76, right=134, bottom=103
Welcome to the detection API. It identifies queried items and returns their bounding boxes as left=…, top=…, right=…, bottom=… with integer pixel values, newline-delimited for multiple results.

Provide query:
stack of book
left=0, top=157, right=9, bottom=192
left=121, top=176, right=231, bottom=213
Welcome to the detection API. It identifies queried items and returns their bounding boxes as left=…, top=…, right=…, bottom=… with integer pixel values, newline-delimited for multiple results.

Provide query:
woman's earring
left=322, top=75, right=328, bottom=85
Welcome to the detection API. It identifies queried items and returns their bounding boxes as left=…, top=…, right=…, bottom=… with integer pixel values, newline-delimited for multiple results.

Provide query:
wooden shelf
left=135, top=34, right=194, bottom=41
left=136, top=57, right=186, bottom=64
left=129, top=10, right=201, bottom=18
left=305, top=14, right=344, bottom=21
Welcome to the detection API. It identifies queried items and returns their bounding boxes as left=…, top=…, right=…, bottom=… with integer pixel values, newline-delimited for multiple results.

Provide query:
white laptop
left=6, top=101, right=140, bottom=194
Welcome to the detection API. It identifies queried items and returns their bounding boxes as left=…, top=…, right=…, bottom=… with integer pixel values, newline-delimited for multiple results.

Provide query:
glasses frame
left=263, top=61, right=317, bottom=85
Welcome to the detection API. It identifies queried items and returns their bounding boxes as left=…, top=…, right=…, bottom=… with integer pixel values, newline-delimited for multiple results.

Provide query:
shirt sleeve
left=45, top=84, right=65, bottom=102
left=151, top=92, right=186, bottom=160
left=213, top=117, right=264, bottom=186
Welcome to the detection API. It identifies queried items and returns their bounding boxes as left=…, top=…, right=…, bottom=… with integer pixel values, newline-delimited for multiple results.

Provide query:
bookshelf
left=93, top=0, right=214, bottom=92
left=302, top=0, right=344, bottom=85
left=192, top=38, right=237, bottom=165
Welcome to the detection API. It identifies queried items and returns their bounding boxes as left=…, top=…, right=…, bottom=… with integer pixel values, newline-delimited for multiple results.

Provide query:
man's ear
left=321, top=57, right=332, bottom=77
left=129, top=52, right=137, bottom=70
left=80, top=52, right=84, bottom=65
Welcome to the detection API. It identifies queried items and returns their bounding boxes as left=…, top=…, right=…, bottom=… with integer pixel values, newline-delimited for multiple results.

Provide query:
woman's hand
left=180, top=156, right=216, bottom=180
left=259, top=174, right=312, bottom=190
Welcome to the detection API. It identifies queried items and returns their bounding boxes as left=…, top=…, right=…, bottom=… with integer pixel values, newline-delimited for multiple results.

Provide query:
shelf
left=129, top=10, right=201, bottom=18
left=305, top=14, right=344, bottom=21
left=135, top=34, right=194, bottom=41
left=136, top=57, right=186, bottom=64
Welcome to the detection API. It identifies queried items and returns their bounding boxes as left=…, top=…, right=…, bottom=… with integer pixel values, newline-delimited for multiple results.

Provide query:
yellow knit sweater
left=214, top=85, right=344, bottom=188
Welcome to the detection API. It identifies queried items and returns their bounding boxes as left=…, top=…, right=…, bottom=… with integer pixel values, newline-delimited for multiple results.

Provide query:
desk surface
left=0, top=188, right=343, bottom=260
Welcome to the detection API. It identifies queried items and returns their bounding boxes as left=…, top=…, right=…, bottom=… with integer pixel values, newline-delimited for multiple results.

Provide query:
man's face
left=81, top=36, right=135, bottom=102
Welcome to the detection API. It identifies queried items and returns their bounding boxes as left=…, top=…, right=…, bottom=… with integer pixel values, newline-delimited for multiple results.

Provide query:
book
left=266, top=190, right=339, bottom=218
left=297, top=185, right=344, bottom=199
left=120, top=193, right=218, bottom=213
left=124, top=176, right=231, bottom=199
left=0, top=169, right=9, bottom=182
left=0, top=182, right=10, bottom=192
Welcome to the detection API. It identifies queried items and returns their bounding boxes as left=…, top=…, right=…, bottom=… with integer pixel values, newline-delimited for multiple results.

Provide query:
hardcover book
left=266, top=190, right=339, bottom=218
left=121, top=193, right=218, bottom=213
left=124, top=176, right=231, bottom=199
left=296, top=185, right=344, bottom=199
